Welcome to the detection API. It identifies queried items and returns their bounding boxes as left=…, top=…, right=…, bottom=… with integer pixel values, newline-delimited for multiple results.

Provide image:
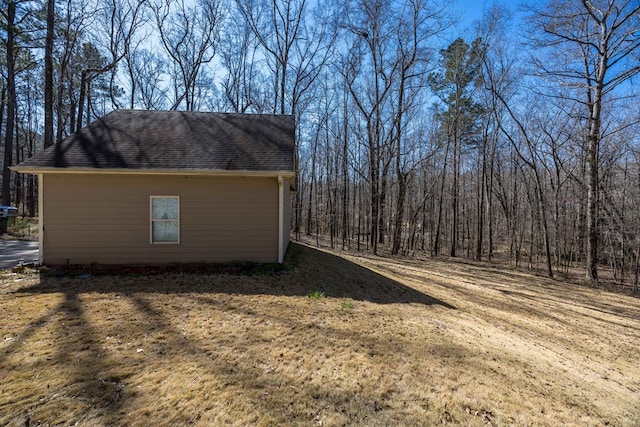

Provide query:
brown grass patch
left=1, top=243, right=639, bottom=426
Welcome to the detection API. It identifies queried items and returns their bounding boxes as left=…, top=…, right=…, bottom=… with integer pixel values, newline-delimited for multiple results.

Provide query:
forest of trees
left=1, top=0, right=639, bottom=290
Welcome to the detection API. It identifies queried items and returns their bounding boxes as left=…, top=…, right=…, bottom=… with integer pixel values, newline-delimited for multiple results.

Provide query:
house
left=12, top=110, right=296, bottom=265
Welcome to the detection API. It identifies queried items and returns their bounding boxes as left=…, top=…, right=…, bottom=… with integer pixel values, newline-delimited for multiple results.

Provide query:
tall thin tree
left=529, top=0, right=640, bottom=282
left=43, top=0, right=54, bottom=148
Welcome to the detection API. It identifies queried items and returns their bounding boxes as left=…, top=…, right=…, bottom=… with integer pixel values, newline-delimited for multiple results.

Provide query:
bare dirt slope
left=1, top=243, right=638, bottom=426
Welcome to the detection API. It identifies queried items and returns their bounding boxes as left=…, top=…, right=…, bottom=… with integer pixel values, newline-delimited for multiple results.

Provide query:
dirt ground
left=1, top=242, right=638, bottom=426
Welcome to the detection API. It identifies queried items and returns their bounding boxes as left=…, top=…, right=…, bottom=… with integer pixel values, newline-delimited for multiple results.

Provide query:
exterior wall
left=41, top=173, right=281, bottom=264
left=283, top=179, right=291, bottom=253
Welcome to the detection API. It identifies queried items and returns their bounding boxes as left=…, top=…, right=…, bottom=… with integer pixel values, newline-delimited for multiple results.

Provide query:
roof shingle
left=15, top=110, right=295, bottom=173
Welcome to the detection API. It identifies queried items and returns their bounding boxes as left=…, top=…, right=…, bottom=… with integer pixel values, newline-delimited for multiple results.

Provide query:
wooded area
left=1, top=0, right=639, bottom=289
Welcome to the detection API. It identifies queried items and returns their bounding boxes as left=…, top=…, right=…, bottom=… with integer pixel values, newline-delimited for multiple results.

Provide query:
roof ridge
left=106, top=109, right=293, bottom=118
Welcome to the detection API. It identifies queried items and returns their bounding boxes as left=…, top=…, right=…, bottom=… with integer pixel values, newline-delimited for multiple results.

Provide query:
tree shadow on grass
left=2, top=243, right=452, bottom=425
left=0, top=290, right=131, bottom=425
left=18, top=243, right=454, bottom=308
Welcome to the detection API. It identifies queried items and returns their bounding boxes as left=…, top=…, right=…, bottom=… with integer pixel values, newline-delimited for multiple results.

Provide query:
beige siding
left=42, top=174, right=280, bottom=264
left=283, top=179, right=291, bottom=253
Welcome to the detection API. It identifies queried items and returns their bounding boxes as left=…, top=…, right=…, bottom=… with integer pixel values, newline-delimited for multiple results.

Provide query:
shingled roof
left=14, top=110, right=295, bottom=174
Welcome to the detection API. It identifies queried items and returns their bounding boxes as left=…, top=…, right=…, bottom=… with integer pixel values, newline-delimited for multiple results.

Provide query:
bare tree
left=129, top=48, right=168, bottom=109
left=53, top=0, right=95, bottom=140
left=76, top=0, right=146, bottom=128
left=342, top=0, right=450, bottom=254
left=43, top=0, right=54, bottom=148
left=218, top=3, right=265, bottom=113
left=341, top=0, right=394, bottom=254
left=528, top=0, right=640, bottom=282
left=1, top=0, right=19, bottom=235
left=152, top=0, right=223, bottom=111
left=234, top=0, right=338, bottom=116
left=1, top=0, right=35, bottom=233
left=389, top=1, right=452, bottom=255
left=474, top=4, right=515, bottom=261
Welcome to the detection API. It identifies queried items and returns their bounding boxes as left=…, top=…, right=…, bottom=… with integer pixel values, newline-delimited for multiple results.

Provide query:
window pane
left=152, top=221, right=179, bottom=243
left=152, top=197, right=178, bottom=220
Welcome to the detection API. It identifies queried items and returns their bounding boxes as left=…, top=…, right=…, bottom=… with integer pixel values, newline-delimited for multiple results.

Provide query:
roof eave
left=10, top=166, right=296, bottom=179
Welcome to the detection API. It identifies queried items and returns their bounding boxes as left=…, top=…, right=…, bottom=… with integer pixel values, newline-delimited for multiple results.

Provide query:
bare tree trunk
left=476, top=130, right=488, bottom=260
left=534, top=171, right=554, bottom=278
left=585, top=83, right=602, bottom=283
left=44, top=0, right=55, bottom=148
left=487, top=134, right=496, bottom=260
left=76, top=71, right=89, bottom=131
left=307, top=126, right=319, bottom=235
left=450, top=132, right=459, bottom=257
left=529, top=0, right=640, bottom=282
left=434, top=138, right=450, bottom=257
left=1, top=0, right=18, bottom=235
left=392, top=172, right=407, bottom=255
left=369, top=124, right=379, bottom=254
left=342, top=102, right=349, bottom=249
left=378, top=172, right=387, bottom=245
left=14, top=123, right=22, bottom=210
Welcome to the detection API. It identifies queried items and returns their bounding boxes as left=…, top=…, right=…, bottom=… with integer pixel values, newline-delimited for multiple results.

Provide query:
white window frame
left=150, top=195, right=180, bottom=244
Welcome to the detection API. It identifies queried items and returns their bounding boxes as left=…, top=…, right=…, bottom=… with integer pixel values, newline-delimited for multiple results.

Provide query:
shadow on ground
left=16, top=243, right=454, bottom=308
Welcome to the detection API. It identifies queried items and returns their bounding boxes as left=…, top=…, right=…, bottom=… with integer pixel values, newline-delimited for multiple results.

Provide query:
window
left=150, top=196, right=180, bottom=244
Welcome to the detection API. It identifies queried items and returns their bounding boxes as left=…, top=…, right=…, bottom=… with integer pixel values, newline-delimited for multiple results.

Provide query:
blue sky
left=450, top=0, right=495, bottom=38
left=457, top=0, right=493, bottom=22
left=453, top=0, right=522, bottom=35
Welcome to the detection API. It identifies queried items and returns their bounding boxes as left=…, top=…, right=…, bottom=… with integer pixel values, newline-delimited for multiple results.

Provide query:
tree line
left=1, top=0, right=639, bottom=289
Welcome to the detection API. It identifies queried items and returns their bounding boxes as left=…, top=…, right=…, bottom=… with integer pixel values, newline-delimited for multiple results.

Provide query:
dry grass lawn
left=1, top=243, right=639, bottom=426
